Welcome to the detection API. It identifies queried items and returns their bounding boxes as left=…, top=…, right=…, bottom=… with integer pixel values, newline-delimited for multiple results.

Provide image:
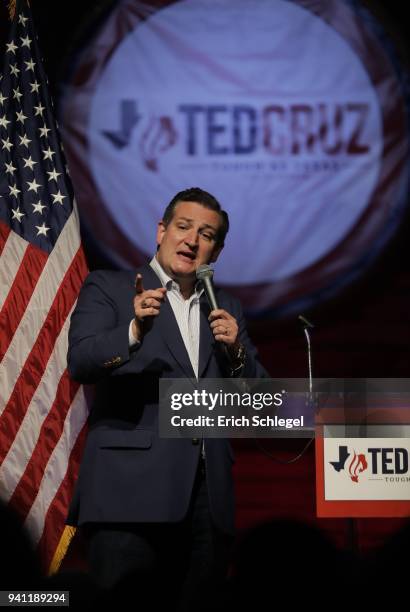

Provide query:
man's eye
left=202, top=234, right=215, bottom=241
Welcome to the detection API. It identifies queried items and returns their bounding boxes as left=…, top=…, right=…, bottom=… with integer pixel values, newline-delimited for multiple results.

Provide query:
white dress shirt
left=129, top=256, right=204, bottom=379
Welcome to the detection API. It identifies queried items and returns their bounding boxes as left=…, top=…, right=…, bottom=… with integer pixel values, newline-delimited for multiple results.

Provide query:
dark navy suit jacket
left=67, top=264, right=267, bottom=534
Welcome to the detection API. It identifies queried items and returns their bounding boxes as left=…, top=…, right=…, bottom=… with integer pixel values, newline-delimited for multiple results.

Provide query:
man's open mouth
left=177, top=251, right=196, bottom=261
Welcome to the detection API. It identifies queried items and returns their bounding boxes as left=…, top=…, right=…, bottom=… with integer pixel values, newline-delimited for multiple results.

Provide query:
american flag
left=0, top=0, right=89, bottom=572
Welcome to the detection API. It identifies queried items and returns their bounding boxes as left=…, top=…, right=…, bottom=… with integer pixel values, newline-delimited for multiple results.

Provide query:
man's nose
left=185, top=230, right=199, bottom=248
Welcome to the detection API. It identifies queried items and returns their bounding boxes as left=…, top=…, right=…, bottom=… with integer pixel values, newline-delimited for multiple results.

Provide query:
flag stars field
left=42, top=146, right=55, bottom=160
left=35, top=222, right=50, bottom=236
left=9, top=184, right=21, bottom=197
left=16, top=109, right=28, bottom=124
left=25, top=59, right=35, bottom=71
left=34, top=103, right=45, bottom=116
left=0, top=114, right=11, bottom=128
left=51, top=190, right=66, bottom=205
left=11, top=207, right=25, bottom=222
left=12, top=86, right=23, bottom=101
left=47, top=169, right=61, bottom=182
left=32, top=200, right=46, bottom=214
left=6, top=41, right=18, bottom=54
left=27, top=178, right=41, bottom=193
left=2, top=137, right=13, bottom=151
left=20, top=35, right=32, bottom=48
left=18, top=133, right=31, bottom=147
left=23, top=155, right=36, bottom=170
left=39, top=124, right=50, bottom=137
left=10, top=63, right=20, bottom=77
left=5, top=161, right=17, bottom=175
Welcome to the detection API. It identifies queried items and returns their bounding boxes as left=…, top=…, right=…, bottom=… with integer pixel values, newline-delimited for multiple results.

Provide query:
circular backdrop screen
left=61, top=0, right=409, bottom=313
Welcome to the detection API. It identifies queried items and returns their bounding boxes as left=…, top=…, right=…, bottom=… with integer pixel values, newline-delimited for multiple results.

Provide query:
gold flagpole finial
left=7, top=0, right=17, bottom=20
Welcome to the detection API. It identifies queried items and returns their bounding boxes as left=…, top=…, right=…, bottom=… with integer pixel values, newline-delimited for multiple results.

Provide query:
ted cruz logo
left=330, top=446, right=409, bottom=484
left=102, top=99, right=370, bottom=173
left=103, top=101, right=178, bottom=172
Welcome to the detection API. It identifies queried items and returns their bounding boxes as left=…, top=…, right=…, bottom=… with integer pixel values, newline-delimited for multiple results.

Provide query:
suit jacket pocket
left=98, top=429, right=152, bottom=449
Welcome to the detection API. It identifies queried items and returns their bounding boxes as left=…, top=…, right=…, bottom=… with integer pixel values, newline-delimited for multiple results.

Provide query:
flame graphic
left=348, top=451, right=368, bottom=483
left=140, top=116, right=177, bottom=172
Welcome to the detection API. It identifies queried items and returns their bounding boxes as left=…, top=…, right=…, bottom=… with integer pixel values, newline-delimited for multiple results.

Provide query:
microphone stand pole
left=298, top=315, right=314, bottom=409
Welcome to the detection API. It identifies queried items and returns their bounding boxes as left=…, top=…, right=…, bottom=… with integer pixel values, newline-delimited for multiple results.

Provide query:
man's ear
left=156, top=221, right=166, bottom=247
left=209, top=244, right=223, bottom=263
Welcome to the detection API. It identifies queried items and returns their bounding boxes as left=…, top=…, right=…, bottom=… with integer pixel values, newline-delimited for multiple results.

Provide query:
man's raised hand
left=132, top=274, right=167, bottom=341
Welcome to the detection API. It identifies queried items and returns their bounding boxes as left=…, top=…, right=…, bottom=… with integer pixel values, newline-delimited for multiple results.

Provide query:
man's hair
left=162, top=187, right=229, bottom=247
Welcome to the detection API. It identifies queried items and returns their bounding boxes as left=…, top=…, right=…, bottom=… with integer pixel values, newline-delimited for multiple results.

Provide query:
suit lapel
left=131, top=264, right=220, bottom=379
left=137, top=264, right=196, bottom=379
left=157, top=299, right=196, bottom=379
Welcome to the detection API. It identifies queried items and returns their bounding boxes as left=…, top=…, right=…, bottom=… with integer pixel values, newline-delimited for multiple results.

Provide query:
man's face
left=156, top=201, right=223, bottom=283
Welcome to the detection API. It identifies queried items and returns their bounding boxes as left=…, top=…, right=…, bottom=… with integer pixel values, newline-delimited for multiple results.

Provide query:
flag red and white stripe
left=0, top=1, right=89, bottom=572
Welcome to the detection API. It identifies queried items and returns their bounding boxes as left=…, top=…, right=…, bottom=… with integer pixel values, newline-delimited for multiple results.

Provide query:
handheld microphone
left=196, top=264, right=218, bottom=311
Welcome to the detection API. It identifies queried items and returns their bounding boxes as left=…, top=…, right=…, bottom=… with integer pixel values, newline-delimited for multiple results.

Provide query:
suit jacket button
left=192, top=438, right=199, bottom=445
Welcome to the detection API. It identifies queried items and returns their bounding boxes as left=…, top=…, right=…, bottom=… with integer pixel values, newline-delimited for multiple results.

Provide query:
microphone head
left=196, top=264, right=214, bottom=280
left=298, top=314, right=314, bottom=329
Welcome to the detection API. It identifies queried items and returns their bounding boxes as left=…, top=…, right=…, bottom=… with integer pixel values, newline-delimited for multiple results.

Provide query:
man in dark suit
left=67, top=187, right=267, bottom=608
